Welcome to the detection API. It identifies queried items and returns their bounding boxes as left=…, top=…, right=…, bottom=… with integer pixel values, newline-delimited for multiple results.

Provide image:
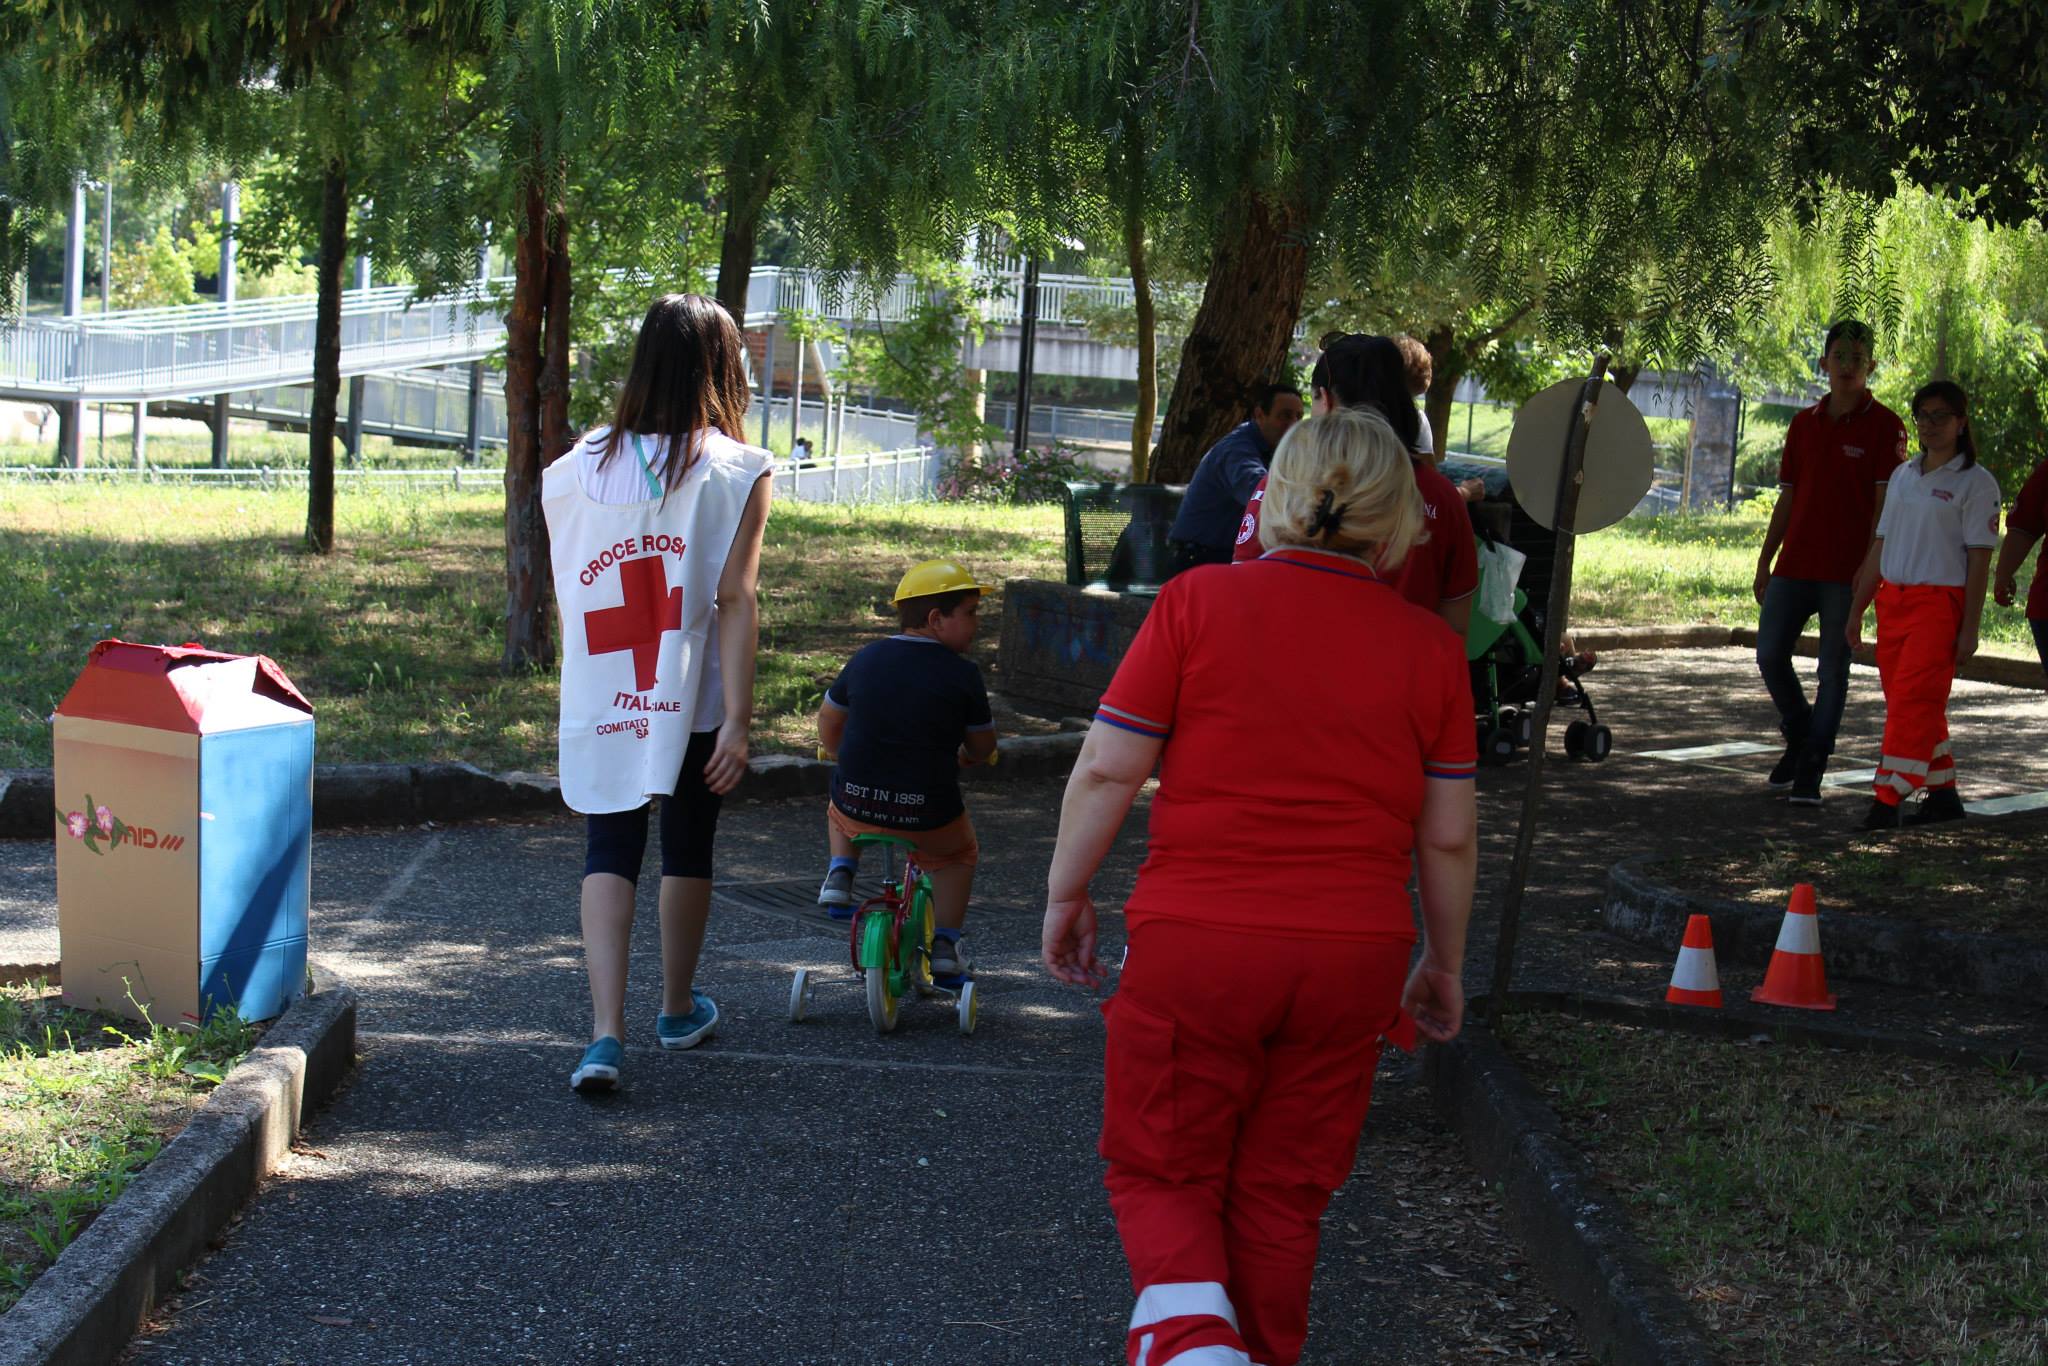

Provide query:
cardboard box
left=54, top=641, right=313, bottom=1028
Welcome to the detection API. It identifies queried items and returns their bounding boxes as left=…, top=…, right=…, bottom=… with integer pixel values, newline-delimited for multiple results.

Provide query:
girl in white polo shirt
left=1845, top=380, right=2001, bottom=829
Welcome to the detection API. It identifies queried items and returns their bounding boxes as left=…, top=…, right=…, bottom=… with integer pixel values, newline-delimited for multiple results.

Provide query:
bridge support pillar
left=131, top=401, right=147, bottom=469
left=965, top=368, right=987, bottom=467
left=346, top=375, right=366, bottom=466
left=57, top=403, right=83, bottom=469
left=210, top=396, right=230, bottom=467
left=466, top=361, right=484, bottom=465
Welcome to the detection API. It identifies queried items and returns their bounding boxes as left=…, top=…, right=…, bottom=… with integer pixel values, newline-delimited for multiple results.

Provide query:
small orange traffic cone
left=1665, top=914, right=1723, bottom=1007
left=1750, top=882, right=1836, bottom=1010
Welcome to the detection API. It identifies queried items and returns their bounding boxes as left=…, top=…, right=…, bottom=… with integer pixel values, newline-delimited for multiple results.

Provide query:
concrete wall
left=996, top=578, right=1157, bottom=716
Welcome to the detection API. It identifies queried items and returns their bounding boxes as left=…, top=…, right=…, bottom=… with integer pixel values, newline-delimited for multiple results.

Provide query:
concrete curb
left=1, top=732, right=1087, bottom=838
left=1603, top=854, right=2048, bottom=1004
left=1491, top=987, right=2048, bottom=1079
left=0, top=964, right=358, bottom=1366
left=1570, top=623, right=2044, bottom=690
left=1424, top=1019, right=1718, bottom=1366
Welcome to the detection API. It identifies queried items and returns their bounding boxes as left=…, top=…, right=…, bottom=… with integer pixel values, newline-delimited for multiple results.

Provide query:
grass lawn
left=1503, top=1012, right=2048, bottom=1365
left=0, top=981, right=256, bottom=1314
left=2, top=482, right=2037, bottom=771
left=0, top=482, right=1061, bottom=770
left=1575, top=497, right=2040, bottom=653
left=1656, top=808, right=2048, bottom=940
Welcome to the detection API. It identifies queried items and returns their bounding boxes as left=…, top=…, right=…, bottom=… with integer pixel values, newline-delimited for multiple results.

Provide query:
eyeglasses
left=1913, top=410, right=1959, bottom=425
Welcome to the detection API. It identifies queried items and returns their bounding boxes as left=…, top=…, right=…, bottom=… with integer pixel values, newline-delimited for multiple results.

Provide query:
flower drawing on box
left=56, top=795, right=127, bottom=855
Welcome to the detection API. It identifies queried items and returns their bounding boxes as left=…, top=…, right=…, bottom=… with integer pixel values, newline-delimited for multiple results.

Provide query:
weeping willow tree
left=2, top=0, right=485, bottom=551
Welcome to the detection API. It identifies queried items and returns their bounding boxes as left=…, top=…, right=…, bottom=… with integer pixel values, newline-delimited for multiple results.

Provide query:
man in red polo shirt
left=1753, top=319, right=1906, bottom=806
left=1994, top=456, right=2048, bottom=679
left=1231, top=335, right=1477, bottom=633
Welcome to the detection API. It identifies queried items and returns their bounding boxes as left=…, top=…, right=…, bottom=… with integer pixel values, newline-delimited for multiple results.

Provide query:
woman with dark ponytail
left=1846, top=379, right=2001, bottom=828
left=543, top=294, right=774, bottom=1092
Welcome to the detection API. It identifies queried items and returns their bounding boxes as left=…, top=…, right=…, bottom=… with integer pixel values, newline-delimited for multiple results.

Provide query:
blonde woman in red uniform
left=1846, top=380, right=2001, bottom=829
left=1043, top=406, right=1478, bottom=1366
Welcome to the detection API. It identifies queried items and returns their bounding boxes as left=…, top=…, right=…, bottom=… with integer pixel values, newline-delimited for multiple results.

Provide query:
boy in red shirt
left=1753, top=319, right=1906, bottom=805
left=1994, top=457, right=2048, bottom=679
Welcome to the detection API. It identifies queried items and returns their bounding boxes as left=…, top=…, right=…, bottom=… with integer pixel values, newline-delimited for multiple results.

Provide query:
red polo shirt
left=1772, top=392, right=1907, bottom=582
left=1096, top=548, right=1477, bottom=941
left=2010, top=459, right=2048, bottom=619
left=1230, top=461, right=1480, bottom=612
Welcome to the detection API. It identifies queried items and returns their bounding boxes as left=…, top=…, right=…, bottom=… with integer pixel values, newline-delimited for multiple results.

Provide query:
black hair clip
left=1310, top=489, right=1349, bottom=537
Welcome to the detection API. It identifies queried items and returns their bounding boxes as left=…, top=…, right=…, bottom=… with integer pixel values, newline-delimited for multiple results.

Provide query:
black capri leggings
left=583, top=730, right=723, bottom=881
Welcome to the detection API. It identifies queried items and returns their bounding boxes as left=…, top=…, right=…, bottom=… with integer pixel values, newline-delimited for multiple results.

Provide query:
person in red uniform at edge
left=1846, top=380, right=2002, bottom=830
left=1994, top=454, right=2048, bottom=680
left=1232, top=334, right=1479, bottom=636
left=1043, top=406, right=1478, bottom=1366
left=1754, top=319, right=1907, bottom=806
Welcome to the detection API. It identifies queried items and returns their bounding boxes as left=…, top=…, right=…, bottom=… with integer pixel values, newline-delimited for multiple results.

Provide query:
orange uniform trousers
left=1873, top=581, right=1964, bottom=806
left=1100, top=919, right=1413, bottom=1366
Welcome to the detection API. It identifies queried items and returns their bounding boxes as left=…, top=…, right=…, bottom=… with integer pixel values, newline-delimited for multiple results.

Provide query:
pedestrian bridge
left=0, top=266, right=1147, bottom=408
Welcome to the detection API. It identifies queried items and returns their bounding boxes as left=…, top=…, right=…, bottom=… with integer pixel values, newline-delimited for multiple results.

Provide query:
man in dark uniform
left=1165, top=382, right=1304, bottom=578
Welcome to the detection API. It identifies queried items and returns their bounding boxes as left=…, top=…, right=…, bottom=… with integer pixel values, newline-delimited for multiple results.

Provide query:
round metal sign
left=1505, top=377, right=1656, bottom=533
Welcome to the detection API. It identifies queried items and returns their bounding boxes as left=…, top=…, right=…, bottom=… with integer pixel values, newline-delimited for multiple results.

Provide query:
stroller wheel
left=1583, top=724, right=1613, bottom=764
left=1482, top=726, right=1518, bottom=766
left=1564, top=720, right=1591, bottom=761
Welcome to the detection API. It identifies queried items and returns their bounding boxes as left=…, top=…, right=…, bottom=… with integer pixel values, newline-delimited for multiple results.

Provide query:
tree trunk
left=1150, top=194, right=1308, bottom=483
left=305, top=163, right=348, bottom=555
left=541, top=208, right=573, bottom=459
left=503, top=174, right=555, bottom=673
left=1124, top=146, right=1156, bottom=484
left=1423, top=325, right=1462, bottom=461
left=1610, top=361, right=1642, bottom=394
left=714, top=160, right=775, bottom=326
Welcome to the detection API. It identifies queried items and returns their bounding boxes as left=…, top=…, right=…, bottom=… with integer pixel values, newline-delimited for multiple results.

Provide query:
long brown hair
left=597, top=293, right=753, bottom=491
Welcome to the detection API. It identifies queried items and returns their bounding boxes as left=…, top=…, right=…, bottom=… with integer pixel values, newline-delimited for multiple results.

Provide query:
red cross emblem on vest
left=583, top=554, right=682, bottom=691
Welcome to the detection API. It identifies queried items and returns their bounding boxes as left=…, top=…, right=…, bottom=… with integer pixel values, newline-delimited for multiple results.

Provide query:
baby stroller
left=1452, top=462, right=1611, bottom=767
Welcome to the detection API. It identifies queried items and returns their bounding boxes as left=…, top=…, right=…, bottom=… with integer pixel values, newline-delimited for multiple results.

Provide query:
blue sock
left=934, top=927, right=962, bottom=944
left=829, top=856, right=858, bottom=874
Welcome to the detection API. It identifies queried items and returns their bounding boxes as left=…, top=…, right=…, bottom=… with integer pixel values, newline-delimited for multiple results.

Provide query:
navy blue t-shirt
left=826, top=636, right=994, bottom=830
left=1169, top=420, right=1275, bottom=550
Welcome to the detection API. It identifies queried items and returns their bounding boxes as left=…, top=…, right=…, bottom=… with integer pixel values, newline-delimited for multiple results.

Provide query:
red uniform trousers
left=1873, top=582, right=1964, bottom=806
left=1100, top=919, right=1413, bottom=1366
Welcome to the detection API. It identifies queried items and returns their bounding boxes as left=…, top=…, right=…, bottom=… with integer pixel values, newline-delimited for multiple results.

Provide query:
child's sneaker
left=930, top=933, right=971, bottom=986
left=570, top=1036, right=622, bottom=1093
left=817, top=866, right=856, bottom=918
left=654, top=991, right=718, bottom=1050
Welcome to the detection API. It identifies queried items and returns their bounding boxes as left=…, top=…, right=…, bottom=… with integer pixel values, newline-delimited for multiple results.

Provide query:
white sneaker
left=930, top=935, right=970, bottom=981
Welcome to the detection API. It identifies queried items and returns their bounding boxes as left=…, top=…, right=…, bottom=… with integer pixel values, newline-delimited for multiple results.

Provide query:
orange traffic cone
left=1665, top=914, right=1723, bottom=1007
left=1750, top=882, right=1836, bottom=1010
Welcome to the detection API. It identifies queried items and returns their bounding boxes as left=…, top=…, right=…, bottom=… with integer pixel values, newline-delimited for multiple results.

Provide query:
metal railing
left=0, top=279, right=510, bottom=405
left=753, top=266, right=1138, bottom=331
left=1, top=442, right=942, bottom=502
left=0, top=463, right=502, bottom=489
left=772, top=445, right=940, bottom=503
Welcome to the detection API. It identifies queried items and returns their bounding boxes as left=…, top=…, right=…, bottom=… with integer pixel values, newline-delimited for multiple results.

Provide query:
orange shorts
left=827, top=804, right=980, bottom=871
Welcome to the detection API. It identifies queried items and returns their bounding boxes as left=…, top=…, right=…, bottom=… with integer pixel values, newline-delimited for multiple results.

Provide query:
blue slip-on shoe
left=654, top=991, right=719, bottom=1050
left=570, top=1036, right=622, bottom=1093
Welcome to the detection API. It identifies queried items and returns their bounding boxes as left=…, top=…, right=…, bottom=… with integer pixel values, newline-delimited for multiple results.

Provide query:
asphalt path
left=4, top=645, right=2045, bottom=1363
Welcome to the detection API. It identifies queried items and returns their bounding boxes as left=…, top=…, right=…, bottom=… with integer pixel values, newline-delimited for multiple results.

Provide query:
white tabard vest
left=543, top=428, right=771, bottom=814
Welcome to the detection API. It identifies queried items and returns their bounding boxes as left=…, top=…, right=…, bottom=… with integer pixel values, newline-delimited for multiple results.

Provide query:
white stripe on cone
left=1671, top=944, right=1720, bottom=994
left=1774, top=907, right=1821, bottom=955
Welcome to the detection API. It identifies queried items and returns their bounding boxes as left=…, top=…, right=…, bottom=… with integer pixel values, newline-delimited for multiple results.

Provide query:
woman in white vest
left=543, top=293, right=773, bottom=1094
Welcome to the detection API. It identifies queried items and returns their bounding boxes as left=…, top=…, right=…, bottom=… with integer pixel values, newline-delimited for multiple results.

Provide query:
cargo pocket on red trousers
left=1098, top=992, right=1179, bottom=1175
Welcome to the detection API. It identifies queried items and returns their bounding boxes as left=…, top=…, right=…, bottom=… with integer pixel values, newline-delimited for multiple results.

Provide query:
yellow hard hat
left=890, top=558, right=994, bottom=604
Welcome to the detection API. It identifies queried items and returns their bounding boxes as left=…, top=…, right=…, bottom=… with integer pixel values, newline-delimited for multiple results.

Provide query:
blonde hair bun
left=1259, top=407, right=1425, bottom=572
